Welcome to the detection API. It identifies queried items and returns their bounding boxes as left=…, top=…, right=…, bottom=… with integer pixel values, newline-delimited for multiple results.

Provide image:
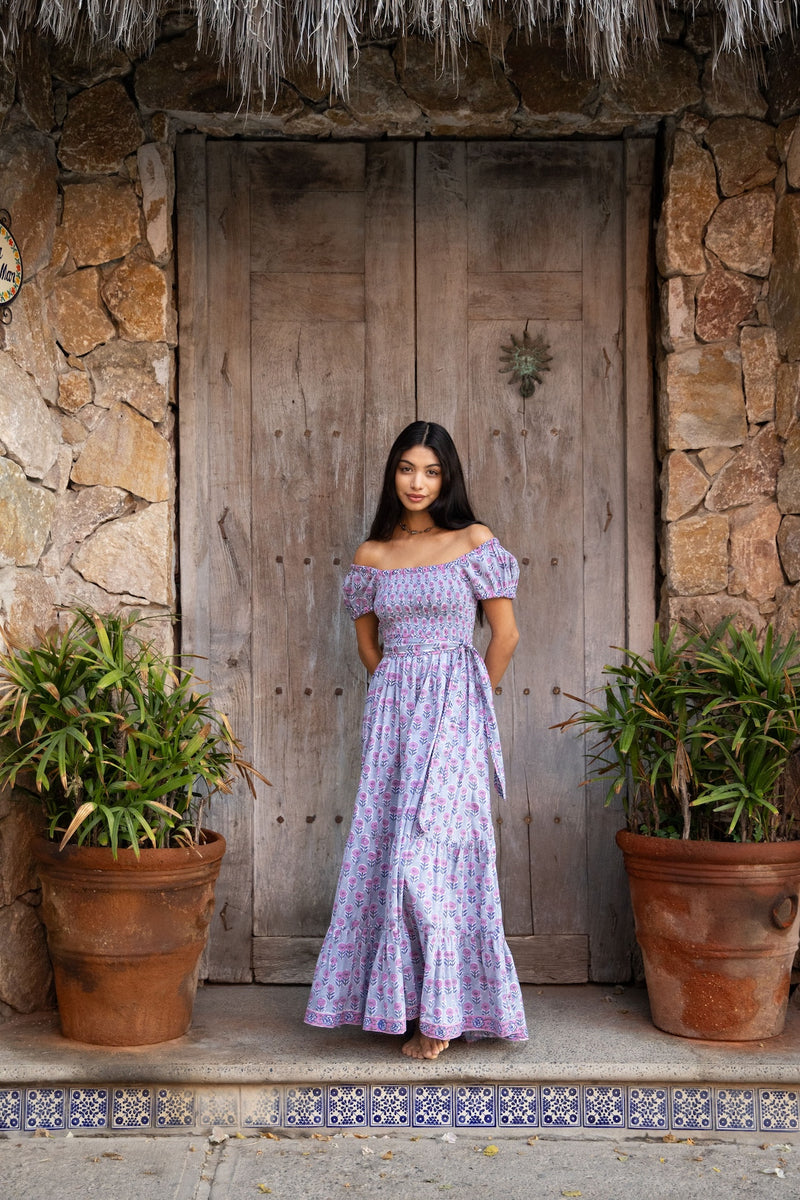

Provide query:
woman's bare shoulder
left=464, top=523, right=494, bottom=549
left=353, top=540, right=386, bottom=568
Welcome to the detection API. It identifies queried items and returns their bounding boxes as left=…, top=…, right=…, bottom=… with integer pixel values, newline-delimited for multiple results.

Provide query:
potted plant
left=560, top=621, right=800, bottom=1040
left=0, top=607, right=267, bottom=1047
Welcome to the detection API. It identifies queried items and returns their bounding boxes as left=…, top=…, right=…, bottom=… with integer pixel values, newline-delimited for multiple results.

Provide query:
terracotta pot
left=32, top=831, right=225, bottom=1046
left=617, top=830, right=800, bottom=1040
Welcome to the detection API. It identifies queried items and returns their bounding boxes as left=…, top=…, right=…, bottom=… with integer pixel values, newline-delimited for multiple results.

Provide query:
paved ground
left=2, top=1128, right=797, bottom=1200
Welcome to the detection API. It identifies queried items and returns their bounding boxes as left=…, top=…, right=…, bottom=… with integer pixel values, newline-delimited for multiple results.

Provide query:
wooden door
left=177, top=137, right=654, bottom=986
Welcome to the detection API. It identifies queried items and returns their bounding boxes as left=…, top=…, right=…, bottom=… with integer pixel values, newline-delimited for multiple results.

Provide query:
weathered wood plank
left=468, top=146, right=584, bottom=274
left=175, top=134, right=213, bottom=981
left=468, top=272, right=583, bottom=322
left=415, top=142, right=469, bottom=448
left=507, top=936, right=589, bottom=984
left=469, top=319, right=586, bottom=939
left=250, top=191, right=365, bottom=273
left=580, top=143, right=631, bottom=983
left=248, top=143, right=366, bottom=191
left=251, top=273, right=365, bottom=323
left=175, top=133, right=210, bottom=669
left=250, top=321, right=366, bottom=937
left=625, top=139, right=657, bottom=658
left=252, top=935, right=588, bottom=984
left=364, top=142, right=416, bottom=518
left=203, top=141, right=255, bottom=981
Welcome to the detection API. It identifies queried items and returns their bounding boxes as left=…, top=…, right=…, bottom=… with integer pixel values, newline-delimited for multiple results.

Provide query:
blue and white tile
left=628, top=1086, right=668, bottom=1131
left=413, top=1085, right=453, bottom=1127
left=69, top=1087, right=109, bottom=1129
left=111, top=1087, right=152, bottom=1129
left=242, top=1086, right=282, bottom=1129
left=759, top=1089, right=800, bottom=1132
left=155, top=1087, right=194, bottom=1128
left=583, top=1086, right=625, bottom=1128
left=196, top=1087, right=240, bottom=1128
left=671, top=1087, right=713, bottom=1131
left=454, top=1086, right=496, bottom=1127
left=0, top=1089, right=23, bottom=1131
left=24, top=1088, right=66, bottom=1131
left=285, top=1087, right=325, bottom=1127
left=497, top=1085, right=538, bottom=1127
left=540, top=1086, right=581, bottom=1128
left=715, top=1088, right=756, bottom=1132
left=370, top=1085, right=410, bottom=1127
left=327, top=1085, right=368, bottom=1128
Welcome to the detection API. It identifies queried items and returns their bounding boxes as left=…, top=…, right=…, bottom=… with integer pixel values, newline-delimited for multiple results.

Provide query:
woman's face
left=395, top=444, right=442, bottom=514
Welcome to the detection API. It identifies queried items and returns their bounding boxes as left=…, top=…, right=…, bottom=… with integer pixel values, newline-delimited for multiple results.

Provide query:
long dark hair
left=368, top=421, right=479, bottom=541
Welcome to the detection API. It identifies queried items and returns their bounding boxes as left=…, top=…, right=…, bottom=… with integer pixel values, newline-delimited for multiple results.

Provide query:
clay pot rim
left=31, top=828, right=226, bottom=871
left=616, top=827, right=800, bottom=864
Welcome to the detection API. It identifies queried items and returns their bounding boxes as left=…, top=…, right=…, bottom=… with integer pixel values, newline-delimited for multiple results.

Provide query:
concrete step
left=2, top=985, right=799, bottom=1138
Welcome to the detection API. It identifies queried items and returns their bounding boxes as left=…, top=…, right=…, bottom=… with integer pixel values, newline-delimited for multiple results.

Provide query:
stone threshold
left=1, top=985, right=799, bottom=1137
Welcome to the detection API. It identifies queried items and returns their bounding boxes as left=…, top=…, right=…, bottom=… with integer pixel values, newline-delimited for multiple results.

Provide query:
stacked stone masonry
left=0, top=21, right=798, bottom=1014
left=658, top=105, right=800, bottom=637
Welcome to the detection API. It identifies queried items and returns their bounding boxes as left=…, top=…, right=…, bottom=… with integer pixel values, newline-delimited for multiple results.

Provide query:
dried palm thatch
left=0, top=0, right=796, bottom=100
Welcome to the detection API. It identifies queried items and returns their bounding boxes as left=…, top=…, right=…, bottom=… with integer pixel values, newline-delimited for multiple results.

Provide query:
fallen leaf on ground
left=261, top=1132, right=280, bottom=1140
left=527, top=1137, right=539, bottom=1145
left=381, top=1151, right=393, bottom=1160
left=662, top=1133, right=677, bottom=1143
left=561, top=1190, right=582, bottom=1197
left=353, top=1132, right=370, bottom=1139
left=483, top=1145, right=499, bottom=1156
left=312, top=1133, right=331, bottom=1141
left=616, top=1154, right=629, bottom=1162
left=235, top=1132, right=247, bottom=1139
left=256, top=1186, right=272, bottom=1194
left=102, top=1152, right=124, bottom=1160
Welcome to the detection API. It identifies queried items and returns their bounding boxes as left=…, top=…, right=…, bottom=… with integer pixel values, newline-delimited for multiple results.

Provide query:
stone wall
left=0, top=21, right=798, bottom=1014
left=0, top=40, right=176, bottom=1016
left=658, top=105, right=800, bottom=635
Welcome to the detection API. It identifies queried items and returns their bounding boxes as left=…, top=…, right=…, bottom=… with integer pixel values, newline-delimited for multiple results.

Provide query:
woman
left=304, top=421, right=528, bottom=1060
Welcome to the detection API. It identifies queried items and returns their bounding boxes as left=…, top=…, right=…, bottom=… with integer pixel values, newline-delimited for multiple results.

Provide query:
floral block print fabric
left=305, top=539, right=528, bottom=1043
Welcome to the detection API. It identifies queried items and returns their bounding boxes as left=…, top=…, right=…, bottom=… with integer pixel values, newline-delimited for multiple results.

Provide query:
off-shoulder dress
left=304, top=537, right=528, bottom=1042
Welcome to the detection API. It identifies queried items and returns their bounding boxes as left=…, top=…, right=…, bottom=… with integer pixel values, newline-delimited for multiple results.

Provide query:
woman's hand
left=482, top=598, right=520, bottom=690
left=354, top=612, right=383, bottom=675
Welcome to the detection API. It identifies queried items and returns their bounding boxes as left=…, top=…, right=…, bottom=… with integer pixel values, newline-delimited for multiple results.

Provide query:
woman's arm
left=354, top=612, right=383, bottom=674
left=481, top=597, right=520, bottom=689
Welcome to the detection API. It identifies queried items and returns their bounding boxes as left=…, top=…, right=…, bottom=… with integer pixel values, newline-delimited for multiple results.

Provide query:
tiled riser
left=1, top=1084, right=799, bottom=1134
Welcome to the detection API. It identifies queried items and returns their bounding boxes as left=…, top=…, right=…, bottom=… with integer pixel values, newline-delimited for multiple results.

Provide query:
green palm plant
left=0, top=607, right=267, bottom=855
left=559, top=621, right=800, bottom=842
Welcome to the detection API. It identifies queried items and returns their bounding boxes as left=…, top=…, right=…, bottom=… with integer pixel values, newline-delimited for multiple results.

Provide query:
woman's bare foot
left=402, top=1029, right=450, bottom=1060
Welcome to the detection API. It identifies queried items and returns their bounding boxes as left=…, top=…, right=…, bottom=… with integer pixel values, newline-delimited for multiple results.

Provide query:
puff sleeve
left=342, top=564, right=379, bottom=618
left=463, top=538, right=519, bottom=600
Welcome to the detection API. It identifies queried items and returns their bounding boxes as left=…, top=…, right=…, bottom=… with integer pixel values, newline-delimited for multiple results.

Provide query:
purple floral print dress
left=304, top=538, right=528, bottom=1043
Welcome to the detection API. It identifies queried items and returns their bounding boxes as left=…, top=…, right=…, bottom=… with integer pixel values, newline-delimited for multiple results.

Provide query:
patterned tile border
left=2, top=1083, right=798, bottom=1134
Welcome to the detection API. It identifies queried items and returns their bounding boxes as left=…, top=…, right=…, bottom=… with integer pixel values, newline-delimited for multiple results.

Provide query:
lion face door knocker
left=0, top=210, right=23, bottom=324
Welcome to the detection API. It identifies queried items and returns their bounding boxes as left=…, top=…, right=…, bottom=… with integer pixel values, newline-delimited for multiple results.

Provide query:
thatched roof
left=1, top=0, right=796, bottom=99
